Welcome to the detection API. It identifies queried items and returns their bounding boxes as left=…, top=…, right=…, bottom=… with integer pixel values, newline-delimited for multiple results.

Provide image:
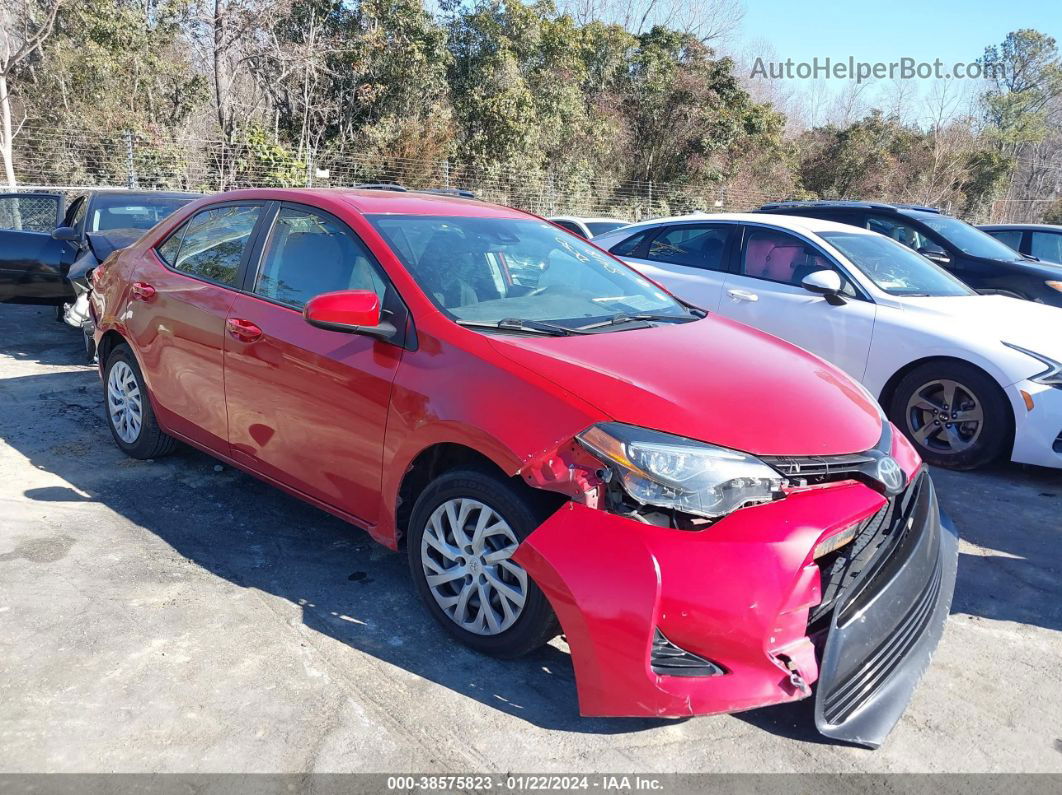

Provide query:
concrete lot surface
left=0, top=305, right=1060, bottom=773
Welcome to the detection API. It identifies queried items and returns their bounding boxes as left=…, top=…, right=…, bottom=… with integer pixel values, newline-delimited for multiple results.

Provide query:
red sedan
left=90, top=188, right=957, bottom=747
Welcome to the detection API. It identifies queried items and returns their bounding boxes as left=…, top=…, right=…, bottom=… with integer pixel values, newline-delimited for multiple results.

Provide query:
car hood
left=487, top=316, right=883, bottom=457
left=900, top=295, right=1062, bottom=361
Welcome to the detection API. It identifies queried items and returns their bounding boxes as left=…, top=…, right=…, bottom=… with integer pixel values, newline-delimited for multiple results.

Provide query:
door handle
left=727, top=288, right=759, bottom=303
left=226, top=318, right=263, bottom=342
left=130, top=281, right=156, bottom=301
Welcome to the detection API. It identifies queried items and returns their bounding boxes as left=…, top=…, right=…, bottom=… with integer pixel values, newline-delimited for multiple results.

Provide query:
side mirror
left=51, top=226, right=79, bottom=242
left=918, top=247, right=951, bottom=266
left=801, top=269, right=846, bottom=305
left=303, top=290, right=396, bottom=340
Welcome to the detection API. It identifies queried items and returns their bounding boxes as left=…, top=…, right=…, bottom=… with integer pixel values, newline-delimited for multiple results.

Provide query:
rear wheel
left=888, top=361, right=1010, bottom=470
left=104, top=344, right=177, bottom=459
left=407, top=468, right=559, bottom=658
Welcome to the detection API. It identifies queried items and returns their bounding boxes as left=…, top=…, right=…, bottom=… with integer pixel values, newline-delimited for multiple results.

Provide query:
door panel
left=224, top=296, right=401, bottom=522
left=620, top=223, right=734, bottom=311
left=0, top=230, right=75, bottom=303
left=717, top=227, right=877, bottom=381
left=224, top=204, right=402, bottom=523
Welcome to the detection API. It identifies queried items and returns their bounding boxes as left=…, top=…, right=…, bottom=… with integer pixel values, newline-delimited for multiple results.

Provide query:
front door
left=223, top=203, right=404, bottom=524
left=717, top=226, right=877, bottom=382
left=0, top=192, right=74, bottom=304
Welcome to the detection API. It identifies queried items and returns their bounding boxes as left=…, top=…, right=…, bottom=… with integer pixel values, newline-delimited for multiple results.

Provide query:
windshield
left=90, top=195, right=194, bottom=232
left=908, top=211, right=1023, bottom=261
left=586, top=221, right=628, bottom=237
left=369, top=215, right=690, bottom=329
left=820, top=231, right=974, bottom=296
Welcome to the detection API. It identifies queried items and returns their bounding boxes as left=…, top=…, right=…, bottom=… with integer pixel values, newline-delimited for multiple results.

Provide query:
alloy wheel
left=905, top=378, right=984, bottom=455
left=107, top=360, right=144, bottom=444
left=420, top=498, right=527, bottom=636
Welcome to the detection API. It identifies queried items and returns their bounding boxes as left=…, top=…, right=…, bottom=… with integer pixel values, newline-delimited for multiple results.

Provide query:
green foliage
left=979, top=29, right=1062, bottom=148
left=1042, top=199, right=1062, bottom=225
left=234, top=127, right=307, bottom=187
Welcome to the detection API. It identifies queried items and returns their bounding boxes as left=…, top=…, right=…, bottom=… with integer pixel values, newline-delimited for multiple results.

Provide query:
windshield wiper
left=455, top=318, right=590, bottom=336
left=575, top=312, right=699, bottom=331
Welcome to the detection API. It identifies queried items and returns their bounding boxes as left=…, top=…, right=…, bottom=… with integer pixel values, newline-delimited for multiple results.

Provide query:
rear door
left=223, top=202, right=405, bottom=524
left=125, top=201, right=268, bottom=452
left=1030, top=230, right=1062, bottom=265
left=0, top=192, right=75, bottom=304
left=717, top=225, right=877, bottom=381
left=617, top=222, right=736, bottom=311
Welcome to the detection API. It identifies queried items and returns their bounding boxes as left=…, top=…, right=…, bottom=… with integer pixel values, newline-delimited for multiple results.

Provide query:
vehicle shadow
left=2, top=305, right=1059, bottom=741
left=0, top=305, right=89, bottom=367
left=930, top=462, right=1062, bottom=633
left=0, top=364, right=671, bottom=735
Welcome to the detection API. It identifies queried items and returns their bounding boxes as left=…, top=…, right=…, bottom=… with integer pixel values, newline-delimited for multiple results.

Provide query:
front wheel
left=103, top=344, right=178, bottom=459
left=888, top=361, right=1010, bottom=470
left=407, top=469, right=559, bottom=658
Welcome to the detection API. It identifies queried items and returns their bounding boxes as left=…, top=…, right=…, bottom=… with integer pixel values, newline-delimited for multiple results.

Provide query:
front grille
left=821, top=543, right=943, bottom=724
left=760, top=452, right=876, bottom=485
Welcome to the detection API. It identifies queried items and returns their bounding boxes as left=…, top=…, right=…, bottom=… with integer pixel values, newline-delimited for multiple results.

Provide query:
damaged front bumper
left=513, top=469, right=956, bottom=746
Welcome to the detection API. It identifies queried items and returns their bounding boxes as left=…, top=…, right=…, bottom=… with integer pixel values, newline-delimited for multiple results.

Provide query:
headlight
left=576, top=422, right=785, bottom=520
left=1002, top=342, right=1062, bottom=388
left=1046, top=281, right=1062, bottom=293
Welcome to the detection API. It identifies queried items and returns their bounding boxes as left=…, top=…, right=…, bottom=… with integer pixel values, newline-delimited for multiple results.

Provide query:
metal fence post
left=647, top=180, right=653, bottom=218
left=123, top=131, right=138, bottom=189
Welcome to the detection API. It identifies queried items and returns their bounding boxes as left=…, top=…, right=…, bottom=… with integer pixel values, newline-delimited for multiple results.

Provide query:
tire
left=407, top=468, right=560, bottom=658
left=103, top=344, right=178, bottom=459
left=888, top=361, right=1010, bottom=470
left=83, top=323, right=97, bottom=363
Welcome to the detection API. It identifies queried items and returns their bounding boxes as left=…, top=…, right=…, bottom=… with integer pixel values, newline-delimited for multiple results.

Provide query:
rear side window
left=254, top=207, right=388, bottom=309
left=608, top=229, right=652, bottom=257
left=158, top=205, right=261, bottom=286
left=986, top=229, right=1022, bottom=251
left=645, top=224, right=730, bottom=271
left=553, top=220, right=586, bottom=237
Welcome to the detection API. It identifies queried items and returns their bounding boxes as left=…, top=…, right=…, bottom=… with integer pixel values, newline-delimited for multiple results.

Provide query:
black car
left=979, top=223, right=1062, bottom=267
left=757, top=201, right=1062, bottom=306
left=0, top=189, right=200, bottom=306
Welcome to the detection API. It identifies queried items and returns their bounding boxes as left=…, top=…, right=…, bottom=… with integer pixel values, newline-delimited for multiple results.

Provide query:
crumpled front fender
left=512, top=484, right=887, bottom=718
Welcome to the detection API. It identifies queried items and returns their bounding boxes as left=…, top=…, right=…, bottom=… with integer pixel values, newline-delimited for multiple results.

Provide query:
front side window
left=741, top=228, right=853, bottom=293
left=646, top=224, right=731, bottom=271
left=820, top=231, right=974, bottom=297
left=866, top=214, right=944, bottom=255
left=164, top=205, right=261, bottom=286
left=368, top=214, right=689, bottom=327
left=1030, top=231, right=1062, bottom=265
left=254, top=207, right=387, bottom=309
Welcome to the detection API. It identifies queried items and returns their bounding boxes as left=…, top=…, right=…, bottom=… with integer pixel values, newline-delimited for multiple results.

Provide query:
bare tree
left=559, top=0, right=745, bottom=44
left=0, top=0, right=61, bottom=186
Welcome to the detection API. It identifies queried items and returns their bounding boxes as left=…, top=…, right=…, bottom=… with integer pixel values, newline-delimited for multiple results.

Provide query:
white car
left=548, top=216, right=631, bottom=239
left=593, top=213, right=1062, bottom=470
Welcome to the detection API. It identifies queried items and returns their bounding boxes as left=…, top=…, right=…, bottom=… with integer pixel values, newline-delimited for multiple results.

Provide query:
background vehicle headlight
left=576, top=422, right=784, bottom=520
left=1045, top=281, right=1062, bottom=293
left=1002, top=342, right=1062, bottom=388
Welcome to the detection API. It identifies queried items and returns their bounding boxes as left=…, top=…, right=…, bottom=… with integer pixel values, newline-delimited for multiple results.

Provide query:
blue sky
left=730, top=0, right=1062, bottom=124
left=737, top=0, right=1060, bottom=69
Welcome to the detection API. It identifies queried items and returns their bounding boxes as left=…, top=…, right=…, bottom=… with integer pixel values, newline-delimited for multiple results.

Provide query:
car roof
left=758, top=200, right=943, bottom=215
left=549, top=215, right=630, bottom=224
left=979, top=223, right=1062, bottom=231
left=603, top=212, right=877, bottom=239
left=190, top=187, right=529, bottom=219
left=88, top=189, right=203, bottom=199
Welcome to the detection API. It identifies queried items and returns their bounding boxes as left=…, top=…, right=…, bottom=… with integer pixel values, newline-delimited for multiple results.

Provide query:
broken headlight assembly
left=576, top=422, right=785, bottom=521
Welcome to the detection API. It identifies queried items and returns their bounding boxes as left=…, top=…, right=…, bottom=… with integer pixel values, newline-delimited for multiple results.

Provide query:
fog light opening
left=650, top=628, right=726, bottom=677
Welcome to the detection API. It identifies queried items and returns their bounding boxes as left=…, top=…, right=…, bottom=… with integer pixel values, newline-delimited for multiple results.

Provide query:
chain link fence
left=0, top=193, right=61, bottom=233
left=4, top=127, right=1057, bottom=223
